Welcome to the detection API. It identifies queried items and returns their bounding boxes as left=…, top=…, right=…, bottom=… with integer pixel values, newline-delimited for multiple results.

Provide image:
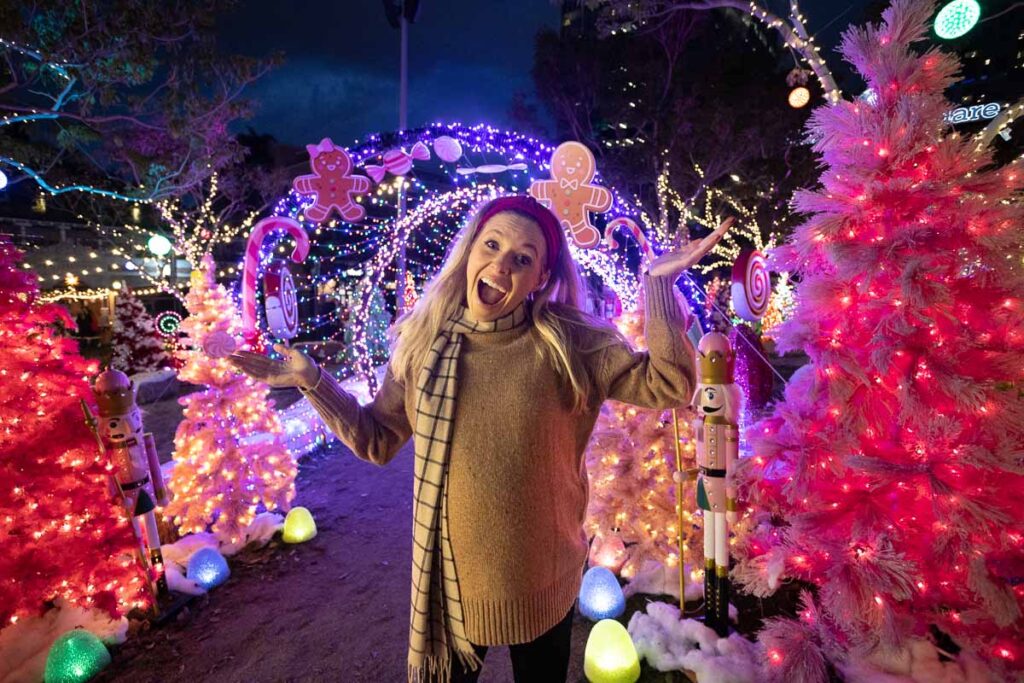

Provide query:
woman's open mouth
left=477, top=276, right=507, bottom=307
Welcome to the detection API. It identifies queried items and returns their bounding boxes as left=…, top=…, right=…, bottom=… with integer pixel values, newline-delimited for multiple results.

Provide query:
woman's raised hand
left=229, top=344, right=320, bottom=390
left=648, top=217, right=735, bottom=279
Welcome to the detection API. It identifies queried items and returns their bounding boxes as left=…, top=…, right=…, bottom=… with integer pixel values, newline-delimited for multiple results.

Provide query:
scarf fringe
left=407, top=644, right=483, bottom=683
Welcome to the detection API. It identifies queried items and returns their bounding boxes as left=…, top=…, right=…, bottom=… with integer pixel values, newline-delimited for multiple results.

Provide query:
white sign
left=944, top=102, right=1002, bottom=124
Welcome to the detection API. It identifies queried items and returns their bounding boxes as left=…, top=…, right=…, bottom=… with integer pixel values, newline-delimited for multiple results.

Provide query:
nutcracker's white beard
left=691, top=382, right=744, bottom=422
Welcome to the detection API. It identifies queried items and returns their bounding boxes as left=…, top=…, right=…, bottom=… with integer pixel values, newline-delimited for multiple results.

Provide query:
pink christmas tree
left=585, top=307, right=700, bottom=582
left=164, top=255, right=295, bottom=544
left=109, top=288, right=171, bottom=375
left=734, top=1, right=1024, bottom=679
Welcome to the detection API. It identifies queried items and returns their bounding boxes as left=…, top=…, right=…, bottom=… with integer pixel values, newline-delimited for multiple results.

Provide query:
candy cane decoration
left=604, top=217, right=655, bottom=264
left=731, top=249, right=770, bottom=321
left=242, top=216, right=310, bottom=342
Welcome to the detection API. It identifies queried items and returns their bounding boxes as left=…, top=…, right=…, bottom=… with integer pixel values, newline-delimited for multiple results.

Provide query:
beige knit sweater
left=302, top=274, right=695, bottom=646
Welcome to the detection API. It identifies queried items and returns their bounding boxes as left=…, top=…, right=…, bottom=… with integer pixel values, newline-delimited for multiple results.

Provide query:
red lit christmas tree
left=0, top=237, right=150, bottom=628
left=734, top=1, right=1024, bottom=679
left=164, top=255, right=295, bottom=544
left=109, top=288, right=171, bottom=375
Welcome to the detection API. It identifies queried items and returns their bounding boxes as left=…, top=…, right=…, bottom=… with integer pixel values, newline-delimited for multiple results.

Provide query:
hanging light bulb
left=788, top=86, right=811, bottom=109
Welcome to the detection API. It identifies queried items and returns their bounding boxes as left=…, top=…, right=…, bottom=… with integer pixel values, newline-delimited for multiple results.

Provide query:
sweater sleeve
left=300, top=366, right=412, bottom=466
left=595, top=274, right=696, bottom=409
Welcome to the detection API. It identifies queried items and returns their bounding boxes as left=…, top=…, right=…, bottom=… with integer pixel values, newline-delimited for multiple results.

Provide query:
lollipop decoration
left=264, top=261, right=300, bottom=339
left=432, top=135, right=463, bottom=163
left=242, top=217, right=310, bottom=343
left=365, top=142, right=430, bottom=183
left=731, top=249, right=770, bottom=321
left=529, top=141, right=612, bottom=249
left=202, top=330, right=238, bottom=359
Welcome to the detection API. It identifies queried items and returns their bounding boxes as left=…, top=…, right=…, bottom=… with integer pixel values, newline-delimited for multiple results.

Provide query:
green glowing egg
left=44, top=629, right=111, bottom=683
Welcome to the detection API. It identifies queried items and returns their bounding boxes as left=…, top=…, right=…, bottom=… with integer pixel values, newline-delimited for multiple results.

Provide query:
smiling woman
left=464, top=198, right=557, bottom=322
left=230, top=194, right=729, bottom=683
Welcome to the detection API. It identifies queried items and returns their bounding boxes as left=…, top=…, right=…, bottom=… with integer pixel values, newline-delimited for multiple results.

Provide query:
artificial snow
left=160, top=512, right=284, bottom=596
left=131, top=368, right=177, bottom=386
left=0, top=599, right=127, bottom=683
left=839, top=639, right=1000, bottom=683
left=627, top=601, right=761, bottom=683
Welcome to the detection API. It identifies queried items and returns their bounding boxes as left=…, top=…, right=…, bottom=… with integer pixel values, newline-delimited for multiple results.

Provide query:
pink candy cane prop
left=242, top=216, right=310, bottom=342
left=604, top=217, right=655, bottom=264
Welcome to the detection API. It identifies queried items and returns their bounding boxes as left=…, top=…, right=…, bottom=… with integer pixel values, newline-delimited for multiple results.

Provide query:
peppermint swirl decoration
left=731, top=250, right=770, bottom=322
left=155, top=311, right=183, bottom=338
left=202, top=331, right=238, bottom=359
left=279, top=267, right=298, bottom=333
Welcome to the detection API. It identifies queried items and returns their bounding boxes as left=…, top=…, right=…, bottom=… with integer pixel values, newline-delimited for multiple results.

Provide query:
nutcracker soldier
left=83, top=369, right=169, bottom=598
left=692, top=331, right=742, bottom=636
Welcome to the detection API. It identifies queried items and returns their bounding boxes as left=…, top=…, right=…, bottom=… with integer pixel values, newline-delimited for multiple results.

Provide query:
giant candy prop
left=604, top=217, right=654, bottom=262
left=292, top=138, right=370, bottom=223
left=364, top=142, right=430, bottom=183
left=730, top=249, right=770, bottom=322
left=529, top=141, right=612, bottom=249
left=242, top=216, right=310, bottom=343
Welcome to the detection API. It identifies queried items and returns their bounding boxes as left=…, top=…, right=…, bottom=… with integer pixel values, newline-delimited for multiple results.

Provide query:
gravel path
left=96, top=392, right=597, bottom=682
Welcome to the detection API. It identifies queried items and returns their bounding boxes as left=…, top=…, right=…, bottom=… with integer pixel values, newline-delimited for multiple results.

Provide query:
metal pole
left=396, top=11, right=409, bottom=316
left=672, top=408, right=686, bottom=607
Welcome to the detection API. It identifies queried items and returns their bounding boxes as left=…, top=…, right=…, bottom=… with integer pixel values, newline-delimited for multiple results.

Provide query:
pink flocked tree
left=732, top=1, right=1024, bottom=680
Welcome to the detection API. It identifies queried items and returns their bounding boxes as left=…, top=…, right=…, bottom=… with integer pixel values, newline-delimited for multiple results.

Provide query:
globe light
left=788, top=86, right=811, bottom=109
left=583, top=619, right=640, bottom=683
left=44, top=629, right=111, bottom=683
left=147, top=233, right=172, bottom=256
left=0, top=169, right=8, bottom=191
left=579, top=566, right=626, bottom=621
left=934, top=0, right=981, bottom=39
left=282, top=506, right=317, bottom=543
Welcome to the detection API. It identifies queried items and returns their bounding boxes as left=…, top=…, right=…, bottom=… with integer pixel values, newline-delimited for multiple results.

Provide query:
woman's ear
left=535, top=271, right=550, bottom=293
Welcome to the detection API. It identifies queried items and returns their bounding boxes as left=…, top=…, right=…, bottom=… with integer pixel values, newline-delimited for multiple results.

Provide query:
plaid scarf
left=408, top=303, right=529, bottom=683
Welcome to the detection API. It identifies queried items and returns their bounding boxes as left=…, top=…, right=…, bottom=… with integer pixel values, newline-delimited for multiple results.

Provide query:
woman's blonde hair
left=388, top=198, right=624, bottom=413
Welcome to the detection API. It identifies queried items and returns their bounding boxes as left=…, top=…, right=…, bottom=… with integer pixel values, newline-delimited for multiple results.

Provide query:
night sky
left=221, top=1, right=869, bottom=147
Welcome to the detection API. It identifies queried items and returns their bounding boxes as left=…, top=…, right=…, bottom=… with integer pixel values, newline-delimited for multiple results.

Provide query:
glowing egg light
left=589, top=534, right=626, bottom=573
left=187, top=547, right=230, bottom=589
left=44, top=629, right=111, bottom=683
left=583, top=619, right=640, bottom=683
left=282, top=506, right=317, bottom=543
left=579, top=566, right=626, bottom=621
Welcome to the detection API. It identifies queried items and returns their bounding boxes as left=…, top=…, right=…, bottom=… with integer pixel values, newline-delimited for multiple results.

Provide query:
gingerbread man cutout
left=529, top=141, right=612, bottom=249
left=293, top=138, right=370, bottom=223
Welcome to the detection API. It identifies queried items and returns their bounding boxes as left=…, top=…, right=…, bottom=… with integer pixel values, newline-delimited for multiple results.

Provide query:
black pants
left=449, top=603, right=576, bottom=683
